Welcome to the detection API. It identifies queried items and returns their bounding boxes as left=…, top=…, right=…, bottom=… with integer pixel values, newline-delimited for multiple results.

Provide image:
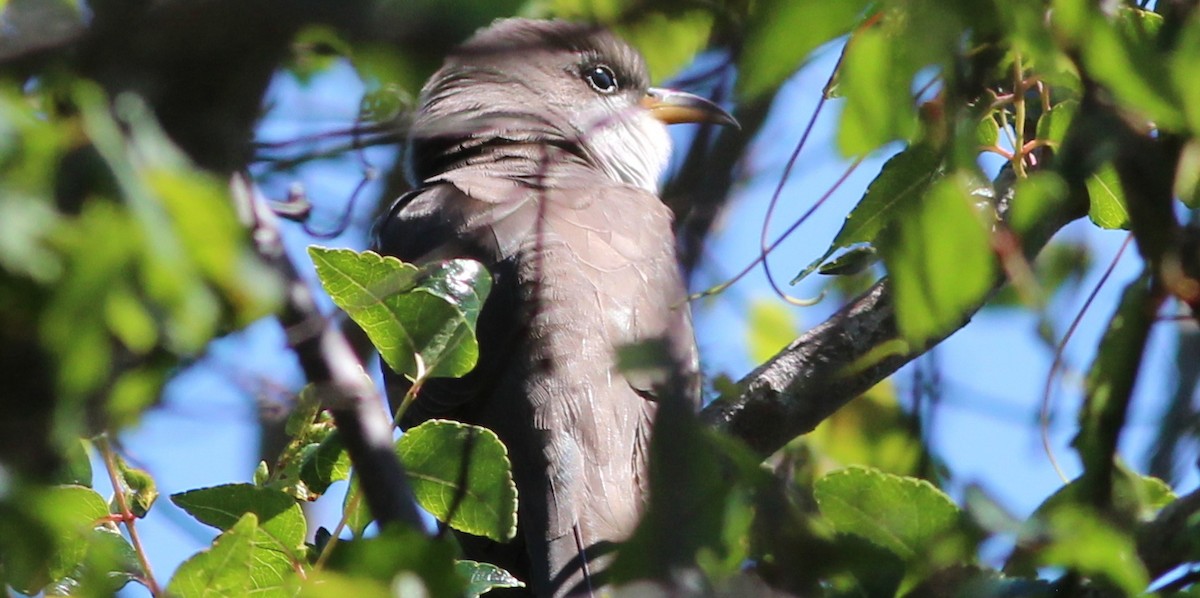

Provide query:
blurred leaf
left=990, top=241, right=1091, bottom=308
left=1008, top=172, right=1070, bottom=238
left=1076, top=274, right=1155, bottom=504
left=396, top=420, right=517, bottom=542
left=171, top=483, right=306, bottom=557
left=879, top=174, right=997, bottom=346
left=805, top=382, right=923, bottom=476
left=323, top=526, right=462, bottom=597
left=34, top=485, right=110, bottom=584
left=1041, top=507, right=1149, bottom=596
left=456, top=560, right=524, bottom=597
left=738, top=0, right=867, bottom=100
left=1172, top=13, right=1200, bottom=134
left=1036, top=100, right=1078, bottom=149
left=49, top=440, right=92, bottom=487
left=1071, top=6, right=1183, bottom=131
left=746, top=299, right=798, bottom=364
left=1085, top=164, right=1129, bottom=230
left=297, top=571, right=392, bottom=598
left=309, top=248, right=491, bottom=380
left=287, top=26, right=352, bottom=85
left=975, top=114, right=1000, bottom=148
left=615, top=10, right=712, bottom=81
left=1173, top=140, right=1200, bottom=209
left=814, top=467, right=964, bottom=562
left=837, top=28, right=920, bottom=156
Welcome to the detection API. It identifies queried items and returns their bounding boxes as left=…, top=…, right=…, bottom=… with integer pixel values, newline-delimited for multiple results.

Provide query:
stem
left=96, top=435, right=160, bottom=596
left=1011, top=54, right=1027, bottom=178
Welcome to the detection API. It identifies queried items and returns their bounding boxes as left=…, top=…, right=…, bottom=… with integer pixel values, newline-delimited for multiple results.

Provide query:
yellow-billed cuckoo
left=375, top=18, right=736, bottom=596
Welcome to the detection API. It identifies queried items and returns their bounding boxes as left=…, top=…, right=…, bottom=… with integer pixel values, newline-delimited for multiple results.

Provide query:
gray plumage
left=375, top=18, right=724, bottom=596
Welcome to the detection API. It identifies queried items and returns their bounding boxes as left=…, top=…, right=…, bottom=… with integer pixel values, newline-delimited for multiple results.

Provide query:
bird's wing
left=374, top=180, right=534, bottom=425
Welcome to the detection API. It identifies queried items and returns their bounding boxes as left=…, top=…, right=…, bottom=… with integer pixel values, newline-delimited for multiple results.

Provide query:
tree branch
left=701, top=170, right=1090, bottom=459
left=232, top=174, right=425, bottom=531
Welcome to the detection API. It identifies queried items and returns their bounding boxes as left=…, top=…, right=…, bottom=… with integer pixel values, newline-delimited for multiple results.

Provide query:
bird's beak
left=642, top=88, right=739, bottom=129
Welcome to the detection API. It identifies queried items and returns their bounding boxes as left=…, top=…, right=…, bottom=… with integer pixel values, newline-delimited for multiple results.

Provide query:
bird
left=374, top=18, right=737, bottom=597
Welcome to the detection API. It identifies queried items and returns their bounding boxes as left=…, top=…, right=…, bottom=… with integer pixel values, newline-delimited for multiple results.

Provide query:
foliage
left=0, top=0, right=1198, bottom=597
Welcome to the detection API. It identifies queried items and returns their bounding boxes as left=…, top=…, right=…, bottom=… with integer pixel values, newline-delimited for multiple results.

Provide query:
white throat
left=579, top=108, right=672, bottom=193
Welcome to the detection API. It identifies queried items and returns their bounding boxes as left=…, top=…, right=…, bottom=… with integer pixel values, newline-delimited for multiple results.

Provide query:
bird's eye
left=584, top=65, right=618, bottom=94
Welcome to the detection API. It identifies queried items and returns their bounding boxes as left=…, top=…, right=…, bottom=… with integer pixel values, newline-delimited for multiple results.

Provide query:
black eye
left=584, top=65, right=618, bottom=94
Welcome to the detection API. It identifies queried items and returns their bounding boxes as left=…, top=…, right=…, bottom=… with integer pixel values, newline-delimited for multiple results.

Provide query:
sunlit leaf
left=397, top=420, right=517, bottom=542
left=814, top=467, right=963, bottom=561
left=171, top=484, right=306, bottom=557
left=167, top=513, right=295, bottom=598
left=456, top=560, right=524, bottom=597
left=1085, top=164, right=1129, bottom=230
left=309, top=247, right=491, bottom=380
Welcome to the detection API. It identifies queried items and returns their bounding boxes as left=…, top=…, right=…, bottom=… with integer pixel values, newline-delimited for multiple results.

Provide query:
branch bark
left=701, top=171, right=1090, bottom=459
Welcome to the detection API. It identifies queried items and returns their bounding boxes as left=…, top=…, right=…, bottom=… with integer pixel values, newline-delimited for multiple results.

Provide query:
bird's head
left=407, top=18, right=736, bottom=192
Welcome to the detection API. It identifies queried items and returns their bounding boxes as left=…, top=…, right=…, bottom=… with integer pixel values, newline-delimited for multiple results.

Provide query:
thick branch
left=701, top=172, right=1090, bottom=459
left=233, top=175, right=425, bottom=531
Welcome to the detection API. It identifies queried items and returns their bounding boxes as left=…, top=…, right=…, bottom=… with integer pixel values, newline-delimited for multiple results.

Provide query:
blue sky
left=109, top=43, right=1197, bottom=594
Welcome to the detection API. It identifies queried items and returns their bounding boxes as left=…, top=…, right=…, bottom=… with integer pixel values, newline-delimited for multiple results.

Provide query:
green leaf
left=297, top=572, right=392, bottom=598
left=879, top=174, right=997, bottom=346
left=837, top=145, right=943, bottom=248
left=792, top=144, right=941, bottom=285
left=170, top=484, right=306, bottom=557
left=738, top=0, right=867, bottom=100
left=1008, top=172, right=1070, bottom=238
left=308, top=247, right=491, bottom=379
left=397, top=420, right=517, bottom=542
left=112, top=452, right=158, bottom=518
left=323, top=526, right=462, bottom=597
left=818, top=245, right=879, bottom=277
left=1076, top=274, right=1156, bottom=505
left=167, top=513, right=296, bottom=598
left=34, top=485, right=111, bottom=583
left=1074, top=7, right=1183, bottom=131
left=1036, top=100, right=1078, bottom=149
left=975, top=115, right=1000, bottom=148
left=456, top=560, right=524, bottom=597
left=746, top=299, right=798, bottom=364
left=837, top=28, right=921, bottom=156
left=299, top=431, right=352, bottom=496
left=342, top=476, right=373, bottom=538
left=814, top=467, right=962, bottom=561
left=615, top=10, right=713, bottom=81
left=1041, top=507, right=1149, bottom=596
left=1085, top=164, right=1129, bottom=230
